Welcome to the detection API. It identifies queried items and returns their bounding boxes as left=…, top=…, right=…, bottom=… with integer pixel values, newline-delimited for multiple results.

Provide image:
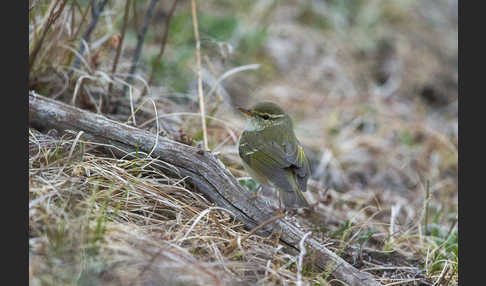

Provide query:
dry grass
left=29, top=129, right=318, bottom=286
left=29, top=0, right=457, bottom=285
left=28, top=124, right=457, bottom=285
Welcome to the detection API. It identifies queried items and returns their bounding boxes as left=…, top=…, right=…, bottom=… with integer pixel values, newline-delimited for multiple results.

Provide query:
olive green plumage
left=237, top=102, right=310, bottom=209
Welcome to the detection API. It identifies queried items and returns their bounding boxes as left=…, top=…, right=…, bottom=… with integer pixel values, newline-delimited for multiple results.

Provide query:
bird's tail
left=280, top=187, right=309, bottom=209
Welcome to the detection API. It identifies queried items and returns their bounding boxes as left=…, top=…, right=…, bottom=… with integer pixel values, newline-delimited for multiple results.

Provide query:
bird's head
left=238, top=102, right=292, bottom=132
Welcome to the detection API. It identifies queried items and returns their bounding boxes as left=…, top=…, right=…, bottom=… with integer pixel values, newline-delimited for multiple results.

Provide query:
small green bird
left=237, top=102, right=310, bottom=211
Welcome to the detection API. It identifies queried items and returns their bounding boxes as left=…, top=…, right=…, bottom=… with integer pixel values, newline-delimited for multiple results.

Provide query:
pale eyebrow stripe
left=254, top=112, right=284, bottom=118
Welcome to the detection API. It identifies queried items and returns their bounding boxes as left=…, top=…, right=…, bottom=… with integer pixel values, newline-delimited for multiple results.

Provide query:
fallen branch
left=28, top=93, right=381, bottom=286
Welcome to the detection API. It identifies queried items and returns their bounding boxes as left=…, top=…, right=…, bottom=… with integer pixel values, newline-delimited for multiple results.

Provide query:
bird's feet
left=276, top=197, right=285, bottom=215
left=250, top=191, right=262, bottom=200
left=249, top=185, right=263, bottom=200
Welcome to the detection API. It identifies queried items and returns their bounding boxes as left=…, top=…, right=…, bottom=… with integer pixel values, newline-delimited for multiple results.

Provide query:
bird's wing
left=239, top=130, right=310, bottom=193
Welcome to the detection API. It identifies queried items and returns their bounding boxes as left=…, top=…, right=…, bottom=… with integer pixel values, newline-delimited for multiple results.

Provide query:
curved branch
left=28, top=94, right=381, bottom=286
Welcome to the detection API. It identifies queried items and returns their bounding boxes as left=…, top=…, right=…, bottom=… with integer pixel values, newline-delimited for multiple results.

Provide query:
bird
left=237, top=101, right=310, bottom=212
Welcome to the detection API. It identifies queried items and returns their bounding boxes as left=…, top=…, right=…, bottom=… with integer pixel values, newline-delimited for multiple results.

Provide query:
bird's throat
left=245, top=118, right=284, bottom=132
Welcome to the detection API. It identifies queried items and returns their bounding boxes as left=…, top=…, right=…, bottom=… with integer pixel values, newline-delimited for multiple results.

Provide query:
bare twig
left=132, top=0, right=141, bottom=38
left=107, top=0, right=132, bottom=95
left=225, top=212, right=285, bottom=256
left=29, top=0, right=68, bottom=76
left=122, top=0, right=159, bottom=98
left=190, top=0, right=208, bottom=151
left=70, top=0, right=109, bottom=75
left=141, top=0, right=179, bottom=97
left=70, top=1, right=91, bottom=41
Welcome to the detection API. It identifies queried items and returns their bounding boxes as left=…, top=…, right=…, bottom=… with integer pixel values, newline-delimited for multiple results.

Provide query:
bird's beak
left=237, top=106, right=254, bottom=117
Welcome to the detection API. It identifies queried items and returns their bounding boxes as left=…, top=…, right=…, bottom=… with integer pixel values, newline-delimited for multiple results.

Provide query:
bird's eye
left=261, top=114, right=270, bottom=120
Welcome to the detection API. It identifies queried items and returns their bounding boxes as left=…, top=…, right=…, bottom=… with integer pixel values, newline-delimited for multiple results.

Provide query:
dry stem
left=191, top=0, right=209, bottom=151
